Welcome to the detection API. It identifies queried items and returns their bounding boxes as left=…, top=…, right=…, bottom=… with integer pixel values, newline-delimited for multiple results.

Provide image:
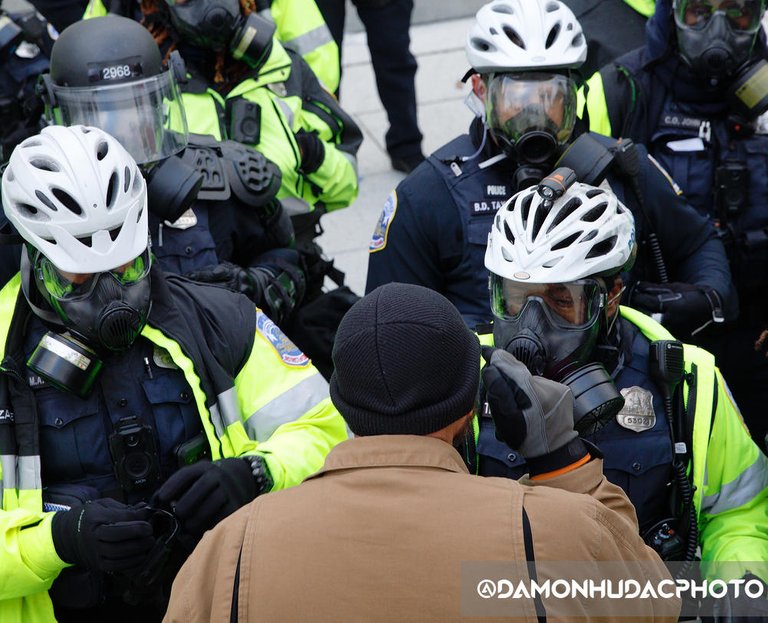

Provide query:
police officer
left=82, top=0, right=340, bottom=93
left=582, top=0, right=768, bottom=446
left=366, top=0, right=735, bottom=338
left=476, top=178, right=768, bottom=591
left=128, top=0, right=361, bottom=218
left=0, top=125, right=347, bottom=623
left=41, top=16, right=306, bottom=327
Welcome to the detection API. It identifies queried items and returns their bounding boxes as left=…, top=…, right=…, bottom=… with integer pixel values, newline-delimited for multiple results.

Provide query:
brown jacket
left=164, top=436, right=679, bottom=622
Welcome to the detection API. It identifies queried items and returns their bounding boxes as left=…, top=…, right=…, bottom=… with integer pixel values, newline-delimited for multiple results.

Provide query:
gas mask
left=490, top=276, right=625, bottom=434
left=673, top=0, right=765, bottom=81
left=26, top=247, right=153, bottom=397
left=165, top=0, right=275, bottom=70
left=485, top=72, right=578, bottom=166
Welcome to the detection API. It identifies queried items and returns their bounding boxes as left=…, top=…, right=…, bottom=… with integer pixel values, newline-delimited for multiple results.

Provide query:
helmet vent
left=106, top=171, right=118, bottom=209
left=108, top=225, right=122, bottom=241
left=520, top=193, right=534, bottom=224
left=503, top=220, right=515, bottom=244
left=5, top=169, right=14, bottom=182
left=124, top=167, right=131, bottom=193
left=586, top=236, right=617, bottom=259
left=35, top=190, right=58, bottom=211
left=52, top=188, right=83, bottom=216
left=77, top=235, right=93, bottom=248
left=585, top=188, right=604, bottom=198
left=18, top=203, right=50, bottom=221
left=30, top=158, right=60, bottom=172
left=581, top=202, right=608, bottom=223
left=531, top=205, right=547, bottom=240
left=22, top=140, right=41, bottom=148
left=552, top=232, right=580, bottom=251
left=96, top=141, right=109, bottom=161
left=501, top=247, right=514, bottom=262
left=548, top=197, right=581, bottom=232
left=545, top=23, right=561, bottom=49
left=545, top=1, right=560, bottom=12
left=471, top=37, right=495, bottom=53
left=132, top=172, right=143, bottom=194
left=492, top=3, right=514, bottom=14
left=502, top=26, right=525, bottom=49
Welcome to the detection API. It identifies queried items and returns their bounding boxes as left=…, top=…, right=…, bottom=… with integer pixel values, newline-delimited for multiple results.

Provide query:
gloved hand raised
left=185, top=262, right=300, bottom=323
left=51, top=498, right=155, bottom=572
left=627, top=281, right=724, bottom=338
left=152, top=458, right=268, bottom=539
left=481, top=347, right=588, bottom=476
left=186, top=262, right=270, bottom=298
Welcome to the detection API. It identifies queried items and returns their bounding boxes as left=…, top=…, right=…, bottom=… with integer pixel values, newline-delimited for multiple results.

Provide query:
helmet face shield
left=490, top=275, right=606, bottom=330
left=485, top=72, right=577, bottom=162
left=674, top=0, right=764, bottom=32
left=53, top=71, right=188, bottom=164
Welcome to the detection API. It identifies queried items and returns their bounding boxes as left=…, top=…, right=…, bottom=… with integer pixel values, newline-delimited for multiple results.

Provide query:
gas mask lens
left=36, top=248, right=152, bottom=302
left=486, top=73, right=578, bottom=151
left=490, top=276, right=605, bottom=330
left=675, top=0, right=764, bottom=31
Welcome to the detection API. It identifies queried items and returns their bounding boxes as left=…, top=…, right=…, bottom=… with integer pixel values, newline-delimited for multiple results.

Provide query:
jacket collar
left=307, top=435, right=471, bottom=479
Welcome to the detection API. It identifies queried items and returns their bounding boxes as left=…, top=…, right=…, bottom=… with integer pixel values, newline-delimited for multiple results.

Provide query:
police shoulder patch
left=369, top=190, right=398, bottom=253
left=256, top=310, right=310, bottom=367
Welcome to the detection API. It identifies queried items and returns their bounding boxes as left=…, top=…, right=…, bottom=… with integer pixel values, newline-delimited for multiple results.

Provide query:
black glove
left=186, top=262, right=300, bottom=323
left=627, top=281, right=724, bottom=338
left=481, top=347, right=588, bottom=475
left=51, top=499, right=155, bottom=572
left=152, top=458, right=267, bottom=539
left=295, top=129, right=325, bottom=174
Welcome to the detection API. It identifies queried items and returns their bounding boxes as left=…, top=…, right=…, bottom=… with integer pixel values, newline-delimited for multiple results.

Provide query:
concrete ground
left=318, top=13, right=478, bottom=295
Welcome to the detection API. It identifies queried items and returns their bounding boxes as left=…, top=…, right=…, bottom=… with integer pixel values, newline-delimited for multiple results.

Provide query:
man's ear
left=471, top=73, right=487, bottom=101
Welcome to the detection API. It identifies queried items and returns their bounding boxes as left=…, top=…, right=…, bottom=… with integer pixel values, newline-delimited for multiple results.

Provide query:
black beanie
left=329, top=283, right=481, bottom=436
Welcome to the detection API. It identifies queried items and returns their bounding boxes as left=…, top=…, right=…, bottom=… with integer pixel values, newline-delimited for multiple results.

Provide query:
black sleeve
left=638, top=151, right=738, bottom=316
left=365, top=166, right=460, bottom=295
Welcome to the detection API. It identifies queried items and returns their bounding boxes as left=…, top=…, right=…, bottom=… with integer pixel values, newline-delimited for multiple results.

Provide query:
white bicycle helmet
left=2, top=125, right=148, bottom=274
left=485, top=181, right=636, bottom=283
left=466, top=0, right=587, bottom=73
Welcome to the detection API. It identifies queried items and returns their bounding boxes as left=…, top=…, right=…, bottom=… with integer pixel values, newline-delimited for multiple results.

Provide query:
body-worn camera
left=715, top=160, right=749, bottom=222
left=108, top=416, right=161, bottom=492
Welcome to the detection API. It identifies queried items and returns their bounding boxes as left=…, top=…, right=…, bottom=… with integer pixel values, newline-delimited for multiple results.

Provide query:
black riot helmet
left=42, top=15, right=189, bottom=164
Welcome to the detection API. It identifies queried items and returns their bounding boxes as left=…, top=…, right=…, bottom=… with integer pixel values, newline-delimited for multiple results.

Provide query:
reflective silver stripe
left=208, top=404, right=226, bottom=440
left=1, top=454, right=17, bottom=490
left=281, top=196, right=313, bottom=216
left=283, top=25, right=333, bottom=57
left=216, top=387, right=241, bottom=428
left=244, top=373, right=329, bottom=441
left=275, top=98, right=295, bottom=130
left=702, top=453, right=768, bottom=515
left=18, top=455, right=41, bottom=491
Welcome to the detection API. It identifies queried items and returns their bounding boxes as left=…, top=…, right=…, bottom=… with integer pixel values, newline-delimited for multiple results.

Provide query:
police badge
left=616, top=386, right=656, bottom=432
